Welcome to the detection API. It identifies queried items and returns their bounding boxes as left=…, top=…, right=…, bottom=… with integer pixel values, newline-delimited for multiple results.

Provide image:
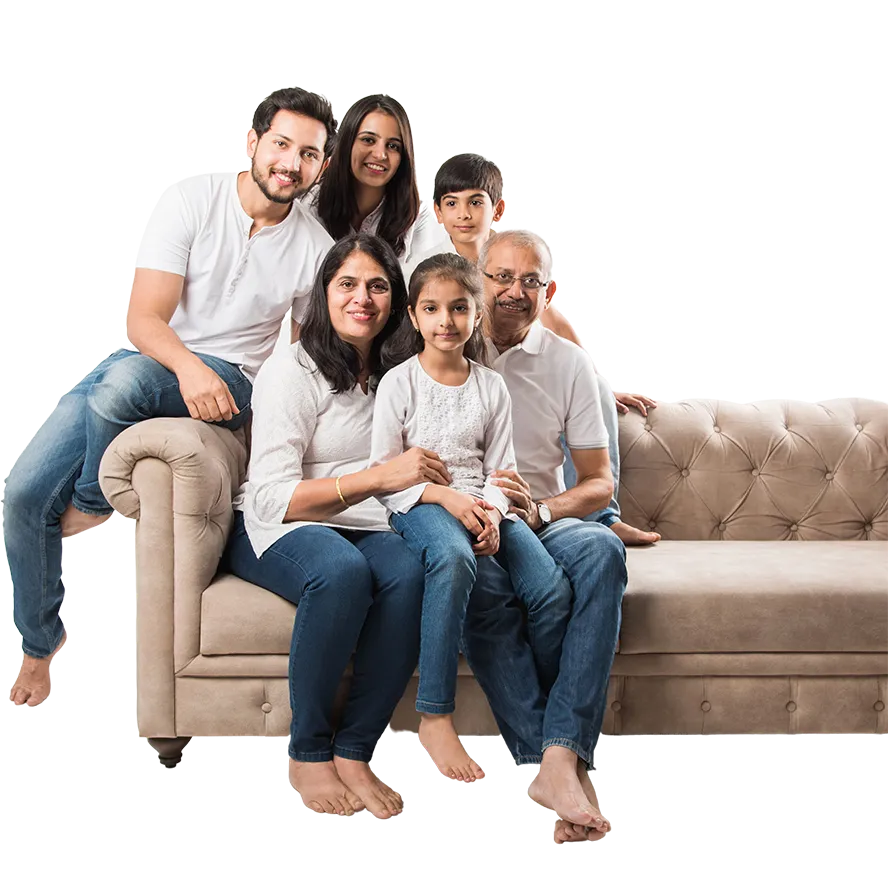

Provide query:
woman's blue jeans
left=3, top=349, right=252, bottom=658
left=224, top=513, right=424, bottom=762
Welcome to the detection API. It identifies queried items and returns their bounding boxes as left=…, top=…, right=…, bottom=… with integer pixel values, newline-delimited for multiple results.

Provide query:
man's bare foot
left=418, top=714, right=485, bottom=782
left=554, top=820, right=607, bottom=844
left=610, top=521, right=660, bottom=546
left=9, top=632, right=66, bottom=706
left=576, top=760, right=611, bottom=832
left=288, top=759, right=359, bottom=816
left=528, top=745, right=608, bottom=829
left=60, top=503, right=112, bottom=538
left=333, top=757, right=403, bottom=819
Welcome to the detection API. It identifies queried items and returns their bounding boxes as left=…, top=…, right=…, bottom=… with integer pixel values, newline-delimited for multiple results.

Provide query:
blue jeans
left=3, top=348, right=252, bottom=658
left=224, top=513, right=424, bottom=762
left=562, top=372, right=621, bottom=526
left=391, top=504, right=572, bottom=713
left=463, top=518, right=627, bottom=769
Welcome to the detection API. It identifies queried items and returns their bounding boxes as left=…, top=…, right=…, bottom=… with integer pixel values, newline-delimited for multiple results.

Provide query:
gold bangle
left=335, top=476, right=350, bottom=507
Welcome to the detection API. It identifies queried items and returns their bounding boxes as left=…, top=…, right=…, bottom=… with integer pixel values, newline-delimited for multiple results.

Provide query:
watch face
left=539, top=503, right=552, bottom=524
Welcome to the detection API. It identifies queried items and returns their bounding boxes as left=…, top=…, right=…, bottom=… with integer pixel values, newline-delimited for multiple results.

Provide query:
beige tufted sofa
left=99, top=398, right=888, bottom=767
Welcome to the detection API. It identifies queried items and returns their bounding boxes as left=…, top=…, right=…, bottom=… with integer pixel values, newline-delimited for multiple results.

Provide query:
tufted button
left=649, top=522, right=657, bottom=531
left=261, top=702, right=272, bottom=713
left=644, top=423, right=652, bottom=431
left=701, top=701, right=712, bottom=712
left=611, top=701, right=622, bottom=712
left=875, top=701, right=885, bottom=712
left=786, top=701, right=797, bottom=713
left=790, top=524, right=799, bottom=532
left=681, top=468, right=690, bottom=477
left=718, top=523, right=727, bottom=532
left=713, top=425, right=721, bottom=433
left=856, top=424, right=863, bottom=431
left=751, top=468, right=760, bottom=477
left=824, top=472, right=834, bottom=481
left=864, top=524, right=873, bottom=533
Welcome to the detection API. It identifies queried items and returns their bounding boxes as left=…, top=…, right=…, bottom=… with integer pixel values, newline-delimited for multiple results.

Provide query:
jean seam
left=332, top=745, right=374, bottom=762
left=288, top=748, right=334, bottom=762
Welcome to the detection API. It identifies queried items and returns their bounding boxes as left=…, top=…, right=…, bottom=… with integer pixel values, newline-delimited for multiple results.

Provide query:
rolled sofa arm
left=99, top=418, right=248, bottom=736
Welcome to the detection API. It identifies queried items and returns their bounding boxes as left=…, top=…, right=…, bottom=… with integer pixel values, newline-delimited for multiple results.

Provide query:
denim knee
left=86, top=355, right=163, bottom=424
left=3, top=465, right=54, bottom=522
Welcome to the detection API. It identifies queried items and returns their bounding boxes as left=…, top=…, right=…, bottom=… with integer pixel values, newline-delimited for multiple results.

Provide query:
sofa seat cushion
left=619, top=541, right=888, bottom=654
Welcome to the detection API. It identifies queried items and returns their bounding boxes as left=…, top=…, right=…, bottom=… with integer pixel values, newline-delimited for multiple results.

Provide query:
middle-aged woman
left=224, top=234, right=452, bottom=819
left=304, top=94, right=445, bottom=265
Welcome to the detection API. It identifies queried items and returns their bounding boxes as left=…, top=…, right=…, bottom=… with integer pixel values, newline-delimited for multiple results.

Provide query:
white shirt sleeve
left=402, top=202, right=448, bottom=265
left=247, top=349, right=319, bottom=524
left=480, top=372, right=519, bottom=520
left=369, top=366, right=428, bottom=514
left=564, top=351, right=609, bottom=450
left=135, top=181, right=200, bottom=277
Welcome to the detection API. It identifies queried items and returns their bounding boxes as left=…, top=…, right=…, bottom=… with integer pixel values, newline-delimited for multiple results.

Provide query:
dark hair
left=315, top=95, right=420, bottom=257
left=433, top=153, right=503, bottom=206
left=299, top=234, right=408, bottom=394
left=382, top=253, right=489, bottom=369
left=252, top=88, right=338, bottom=158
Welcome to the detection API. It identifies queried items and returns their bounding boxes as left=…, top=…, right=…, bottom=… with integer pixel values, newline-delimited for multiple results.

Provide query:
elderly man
left=464, top=229, right=627, bottom=844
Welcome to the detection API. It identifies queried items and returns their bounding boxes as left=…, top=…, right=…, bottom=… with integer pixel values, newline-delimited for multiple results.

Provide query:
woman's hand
left=613, top=392, right=657, bottom=416
left=378, top=447, right=452, bottom=492
left=491, top=469, right=541, bottom=530
left=472, top=503, right=501, bottom=556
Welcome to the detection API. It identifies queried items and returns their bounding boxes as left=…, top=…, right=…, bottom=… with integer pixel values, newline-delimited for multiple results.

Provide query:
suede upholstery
left=99, top=398, right=888, bottom=744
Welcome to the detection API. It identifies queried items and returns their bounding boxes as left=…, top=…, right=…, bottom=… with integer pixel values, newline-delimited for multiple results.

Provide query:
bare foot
left=288, top=759, right=359, bottom=816
left=333, top=757, right=403, bottom=819
left=576, top=760, right=611, bottom=832
left=60, top=503, right=112, bottom=538
left=554, top=820, right=607, bottom=844
left=528, top=745, right=607, bottom=829
left=418, top=714, right=485, bottom=782
left=9, top=632, right=66, bottom=706
left=610, top=521, right=660, bottom=546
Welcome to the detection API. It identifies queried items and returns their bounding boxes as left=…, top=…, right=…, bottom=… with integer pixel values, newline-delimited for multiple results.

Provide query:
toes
left=307, top=800, right=325, bottom=814
left=469, top=761, right=485, bottom=780
left=362, top=791, right=393, bottom=820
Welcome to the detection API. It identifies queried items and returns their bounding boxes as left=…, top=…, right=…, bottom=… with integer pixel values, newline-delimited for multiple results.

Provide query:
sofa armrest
left=99, top=418, right=248, bottom=736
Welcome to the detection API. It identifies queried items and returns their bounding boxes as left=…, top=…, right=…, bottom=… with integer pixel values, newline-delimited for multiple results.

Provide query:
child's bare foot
left=528, top=746, right=607, bottom=829
left=418, top=713, right=485, bottom=782
left=333, top=757, right=402, bottom=819
left=554, top=820, right=607, bottom=844
left=9, top=632, right=66, bottom=706
left=610, top=521, right=660, bottom=546
left=60, top=503, right=112, bottom=538
left=288, top=759, right=358, bottom=815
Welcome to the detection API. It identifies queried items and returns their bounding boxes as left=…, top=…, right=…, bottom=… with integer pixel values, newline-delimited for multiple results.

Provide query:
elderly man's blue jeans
left=3, top=348, right=251, bottom=658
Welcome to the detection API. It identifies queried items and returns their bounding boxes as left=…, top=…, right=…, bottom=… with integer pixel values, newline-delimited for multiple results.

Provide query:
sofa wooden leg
left=147, top=737, right=192, bottom=768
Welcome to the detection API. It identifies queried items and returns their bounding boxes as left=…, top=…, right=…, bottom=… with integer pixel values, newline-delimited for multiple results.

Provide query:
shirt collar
left=488, top=319, right=545, bottom=361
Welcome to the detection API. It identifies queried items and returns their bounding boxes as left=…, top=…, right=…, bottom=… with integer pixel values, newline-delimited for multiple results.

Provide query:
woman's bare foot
left=527, top=746, right=607, bottom=829
left=418, top=713, right=485, bottom=782
left=554, top=820, right=607, bottom=844
left=610, top=521, right=660, bottom=546
left=333, top=757, right=403, bottom=819
left=60, top=503, right=112, bottom=538
left=288, top=759, right=359, bottom=816
left=9, top=632, right=66, bottom=706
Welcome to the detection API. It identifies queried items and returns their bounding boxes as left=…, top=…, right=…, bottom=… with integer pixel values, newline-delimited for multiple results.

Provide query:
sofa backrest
left=617, top=398, right=887, bottom=540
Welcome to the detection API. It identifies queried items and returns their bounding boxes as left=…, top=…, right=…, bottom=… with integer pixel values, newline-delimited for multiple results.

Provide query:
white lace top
left=369, top=355, right=517, bottom=518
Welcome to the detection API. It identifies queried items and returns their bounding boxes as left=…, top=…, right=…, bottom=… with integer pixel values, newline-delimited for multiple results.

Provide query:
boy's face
left=434, top=190, right=505, bottom=247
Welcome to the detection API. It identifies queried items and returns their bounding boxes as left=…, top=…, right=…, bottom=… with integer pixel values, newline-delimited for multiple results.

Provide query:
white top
left=401, top=233, right=457, bottom=282
left=489, top=322, right=609, bottom=501
left=369, top=355, right=516, bottom=518
left=302, top=186, right=447, bottom=266
left=235, top=342, right=391, bottom=558
left=136, top=173, right=333, bottom=380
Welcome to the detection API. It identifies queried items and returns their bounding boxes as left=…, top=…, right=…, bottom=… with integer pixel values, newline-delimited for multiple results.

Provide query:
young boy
left=409, top=153, right=660, bottom=547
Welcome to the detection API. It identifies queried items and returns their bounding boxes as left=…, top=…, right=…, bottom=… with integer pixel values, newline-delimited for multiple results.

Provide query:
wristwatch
left=537, top=502, right=552, bottom=525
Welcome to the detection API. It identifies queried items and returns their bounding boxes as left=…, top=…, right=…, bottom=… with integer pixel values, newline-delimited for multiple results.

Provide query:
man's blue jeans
left=463, top=519, right=627, bottom=769
left=391, top=504, right=572, bottom=713
left=3, top=349, right=252, bottom=658
left=224, top=513, right=425, bottom=762
left=562, top=372, right=622, bottom=526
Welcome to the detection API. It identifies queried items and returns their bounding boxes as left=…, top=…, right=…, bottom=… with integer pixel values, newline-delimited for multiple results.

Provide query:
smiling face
left=247, top=109, right=327, bottom=204
left=409, top=277, right=482, bottom=355
left=349, top=110, right=403, bottom=190
left=434, top=190, right=504, bottom=248
left=483, top=241, right=556, bottom=340
left=326, top=250, right=393, bottom=352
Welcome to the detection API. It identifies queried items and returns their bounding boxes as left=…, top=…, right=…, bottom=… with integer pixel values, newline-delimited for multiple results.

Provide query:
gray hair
left=479, top=230, right=553, bottom=281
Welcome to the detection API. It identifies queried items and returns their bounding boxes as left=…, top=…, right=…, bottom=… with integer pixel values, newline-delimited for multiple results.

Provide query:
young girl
left=369, top=253, right=572, bottom=783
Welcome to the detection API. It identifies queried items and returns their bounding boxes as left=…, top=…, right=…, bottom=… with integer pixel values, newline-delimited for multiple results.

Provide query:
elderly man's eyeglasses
left=482, top=271, right=551, bottom=292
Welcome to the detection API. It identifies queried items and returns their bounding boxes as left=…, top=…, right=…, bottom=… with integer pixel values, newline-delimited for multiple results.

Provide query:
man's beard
left=251, top=160, right=302, bottom=204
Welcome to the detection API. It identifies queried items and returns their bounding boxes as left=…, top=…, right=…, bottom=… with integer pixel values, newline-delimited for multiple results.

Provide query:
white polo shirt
left=136, top=173, right=333, bottom=380
left=489, top=321, right=609, bottom=501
